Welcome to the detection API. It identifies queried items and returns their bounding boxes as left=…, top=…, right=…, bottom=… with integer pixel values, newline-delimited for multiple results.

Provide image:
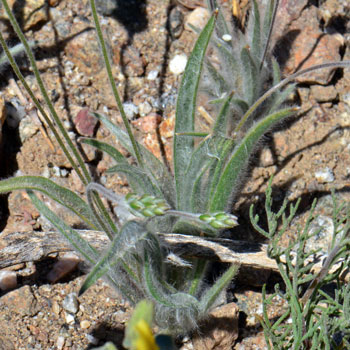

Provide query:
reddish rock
left=74, top=109, right=98, bottom=137
left=159, top=113, right=175, bottom=139
left=131, top=114, right=161, bottom=133
left=114, top=46, right=146, bottom=77
left=273, top=0, right=308, bottom=39
left=284, top=6, right=343, bottom=84
left=65, top=30, right=104, bottom=77
left=0, top=285, right=39, bottom=316
left=46, top=252, right=81, bottom=283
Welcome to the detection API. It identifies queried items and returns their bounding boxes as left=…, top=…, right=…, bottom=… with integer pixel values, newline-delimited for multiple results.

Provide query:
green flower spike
left=126, top=193, right=170, bottom=218
left=199, top=212, right=238, bottom=229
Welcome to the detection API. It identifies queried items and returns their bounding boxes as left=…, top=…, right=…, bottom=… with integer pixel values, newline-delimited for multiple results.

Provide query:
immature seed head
left=199, top=212, right=238, bottom=229
left=126, top=193, right=170, bottom=218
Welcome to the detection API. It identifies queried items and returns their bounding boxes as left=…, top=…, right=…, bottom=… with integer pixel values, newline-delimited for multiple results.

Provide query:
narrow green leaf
left=174, top=12, right=217, bottom=210
left=106, top=164, right=163, bottom=199
left=199, top=263, right=239, bottom=312
left=231, top=98, right=250, bottom=114
left=79, top=220, right=148, bottom=295
left=143, top=250, right=178, bottom=308
left=251, top=0, right=261, bottom=59
left=212, top=91, right=235, bottom=135
left=241, top=46, right=259, bottom=105
left=180, top=137, right=215, bottom=212
left=89, top=0, right=143, bottom=168
left=0, top=176, right=97, bottom=228
left=203, top=58, right=231, bottom=98
left=187, top=136, right=229, bottom=212
left=207, top=138, right=235, bottom=210
left=27, top=190, right=98, bottom=264
left=94, top=112, right=175, bottom=206
left=80, top=138, right=127, bottom=164
left=260, top=0, right=279, bottom=68
left=210, top=107, right=296, bottom=211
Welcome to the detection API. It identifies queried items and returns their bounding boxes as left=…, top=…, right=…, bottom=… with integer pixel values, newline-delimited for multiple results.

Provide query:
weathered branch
left=0, top=230, right=348, bottom=282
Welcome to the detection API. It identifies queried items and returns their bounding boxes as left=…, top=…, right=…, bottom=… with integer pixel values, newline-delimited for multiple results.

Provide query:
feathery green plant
left=250, top=181, right=350, bottom=349
left=0, top=0, right=349, bottom=335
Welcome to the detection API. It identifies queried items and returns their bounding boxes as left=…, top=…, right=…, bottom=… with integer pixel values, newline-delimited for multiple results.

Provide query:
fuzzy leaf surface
left=174, top=12, right=216, bottom=210
left=80, top=138, right=127, bottom=164
left=94, top=112, right=174, bottom=206
left=27, top=190, right=98, bottom=264
left=79, top=220, right=148, bottom=295
left=0, top=176, right=97, bottom=228
left=210, top=107, right=296, bottom=211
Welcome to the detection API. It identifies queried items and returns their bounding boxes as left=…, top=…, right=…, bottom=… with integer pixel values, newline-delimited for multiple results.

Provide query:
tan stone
left=1, top=0, right=49, bottom=31
left=193, top=303, right=239, bottom=350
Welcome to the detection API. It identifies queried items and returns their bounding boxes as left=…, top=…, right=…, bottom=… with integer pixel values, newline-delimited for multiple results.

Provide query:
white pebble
left=169, top=54, right=188, bottom=75
left=62, top=293, right=79, bottom=314
left=56, top=336, right=65, bottom=350
left=65, top=312, right=75, bottom=324
left=0, top=270, right=17, bottom=291
left=122, top=102, right=139, bottom=120
left=222, top=34, right=232, bottom=41
left=315, top=167, right=335, bottom=183
left=147, top=70, right=159, bottom=80
left=85, top=334, right=99, bottom=345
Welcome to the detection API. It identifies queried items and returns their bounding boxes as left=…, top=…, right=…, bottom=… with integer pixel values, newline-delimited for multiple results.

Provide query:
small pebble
left=222, top=34, right=232, bottom=41
left=169, top=6, right=184, bottom=38
left=315, top=167, right=335, bottom=183
left=62, top=293, right=79, bottom=314
left=46, top=252, right=81, bottom=283
left=19, top=116, right=40, bottom=142
left=86, top=334, right=99, bottom=345
left=0, top=270, right=17, bottom=291
left=169, top=54, right=187, bottom=75
left=139, top=101, right=152, bottom=116
left=52, top=300, right=61, bottom=316
left=65, top=312, right=75, bottom=324
left=80, top=320, right=91, bottom=329
left=56, top=336, right=65, bottom=350
left=185, top=7, right=210, bottom=32
left=147, top=70, right=159, bottom=80
left=123, top=102, right=139, bottom=120
left=74, top=108, right=98, bottom=137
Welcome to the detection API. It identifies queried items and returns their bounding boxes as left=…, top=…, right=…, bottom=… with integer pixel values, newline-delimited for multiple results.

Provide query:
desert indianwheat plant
left=0, top=0, right=350, bottom=348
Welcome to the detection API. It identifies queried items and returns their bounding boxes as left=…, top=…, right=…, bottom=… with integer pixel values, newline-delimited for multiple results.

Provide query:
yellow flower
left=133, top=319, right=159, bottom=350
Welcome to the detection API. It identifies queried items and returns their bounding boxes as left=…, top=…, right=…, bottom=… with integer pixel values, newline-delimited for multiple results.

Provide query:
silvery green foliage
left=0, top=0, right=350, bottom=335
left=202, top=0, right=292, bottom=131
left=250, top=182, right=350, bottom=349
